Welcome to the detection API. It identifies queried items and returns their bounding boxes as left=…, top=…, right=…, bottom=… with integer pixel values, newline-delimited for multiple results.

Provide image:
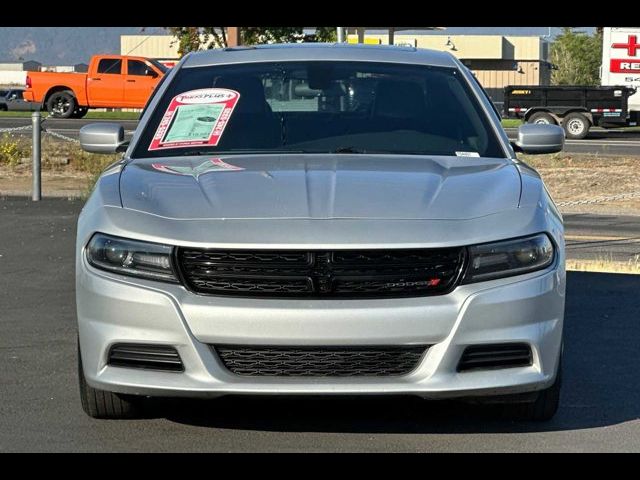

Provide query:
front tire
left=499, top=356, right=562, bottom=421
left=46, top=90, right=76, bottom=119
left=562, top=112, right=590, bottom=140
left=78, top=340, right=144, bottom=419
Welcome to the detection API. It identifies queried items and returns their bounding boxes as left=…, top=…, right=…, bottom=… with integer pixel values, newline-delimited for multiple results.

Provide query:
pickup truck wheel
left=563, top=113, right=590, bottom=140
left=527, top=112, right=556, bottom=125
left=72, top=107, right=88, bottom=119
left=78, top=339, right=144, bottom=419
left=46, top=90, right=76, bottom=119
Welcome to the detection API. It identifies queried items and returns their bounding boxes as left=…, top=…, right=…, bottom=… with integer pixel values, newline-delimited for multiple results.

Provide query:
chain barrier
left=41, top=128, right=80, bottom=144
left=556, top=191, right=640, bottom=207
left=0, top=125, right=33, bottom=134
left=2, top=120, right=639, bottom=205
left=0, top=123, right=79, bottom=143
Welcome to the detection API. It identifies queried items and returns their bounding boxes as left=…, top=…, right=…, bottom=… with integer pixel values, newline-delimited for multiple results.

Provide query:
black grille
left=457, top=344, right=533, bottom=372
left=108, top=344, right=184, bottom=372
left=177, top=247, right=465, bottom=298
left=214, top=345, right=428, bottom=377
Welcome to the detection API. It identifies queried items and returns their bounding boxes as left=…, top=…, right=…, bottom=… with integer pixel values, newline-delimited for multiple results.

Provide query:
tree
left=167, top=27, right=337, bottom=56
left=550, top=28, right=602, bottom=86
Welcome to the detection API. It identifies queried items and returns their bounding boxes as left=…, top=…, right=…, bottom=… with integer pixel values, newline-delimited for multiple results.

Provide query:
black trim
left=457, top=343, right=533, bottom=372
left=214, top=344, right=430, bottom=377
left=174, top=247, right=468, bottom=300
left=107, top=343, right=184, bottom=372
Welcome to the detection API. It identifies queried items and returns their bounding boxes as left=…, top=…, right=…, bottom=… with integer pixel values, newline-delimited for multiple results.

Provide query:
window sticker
left=151, top=158, right=245, bottom=177
left=455, top=151, right=480, bottom=157
left=149, top=88, right=240, bottom=151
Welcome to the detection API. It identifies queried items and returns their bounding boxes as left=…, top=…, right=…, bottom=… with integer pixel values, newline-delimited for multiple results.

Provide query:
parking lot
left=1, top=197, right=639, bottom=452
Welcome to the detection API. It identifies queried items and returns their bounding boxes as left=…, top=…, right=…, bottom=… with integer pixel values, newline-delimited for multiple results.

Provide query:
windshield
left=132, top=61, right=505, bottom=159
left=148, top=59, right=169, bottom=74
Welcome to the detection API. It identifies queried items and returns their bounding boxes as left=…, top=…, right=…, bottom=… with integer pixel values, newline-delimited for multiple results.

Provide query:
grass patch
left=0, top=133, right=119, bottom=197
left=501, top=119, right=522, bottom=128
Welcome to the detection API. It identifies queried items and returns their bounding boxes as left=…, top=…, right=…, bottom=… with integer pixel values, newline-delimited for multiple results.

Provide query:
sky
left=0, top=27, right=596, bottom=65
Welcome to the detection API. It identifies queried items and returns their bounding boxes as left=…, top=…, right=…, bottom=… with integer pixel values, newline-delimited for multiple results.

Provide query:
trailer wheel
left=528, top=112, right=557, bottom=125
left=46, top=90, right=76, bottom=119
left=562, top=113, right=590, bottom=140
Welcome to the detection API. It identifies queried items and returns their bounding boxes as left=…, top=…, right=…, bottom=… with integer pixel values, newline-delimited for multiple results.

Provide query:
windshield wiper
left=332, top=146, right=367, bottom=154
left=179, top=149, right=307, bottom=156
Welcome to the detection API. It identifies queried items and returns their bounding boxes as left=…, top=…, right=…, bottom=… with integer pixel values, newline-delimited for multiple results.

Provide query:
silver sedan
left=76, top=43, right=566, bottom=421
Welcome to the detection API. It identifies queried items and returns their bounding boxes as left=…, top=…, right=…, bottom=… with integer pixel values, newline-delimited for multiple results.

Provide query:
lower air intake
left=108, top=344, right=184, bottom=372
left=214, top=345, right=428, bottom=377
left=457, top=343, right=532, bottom=372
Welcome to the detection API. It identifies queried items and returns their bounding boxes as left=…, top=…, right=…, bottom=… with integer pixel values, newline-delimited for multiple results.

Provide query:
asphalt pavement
left=565, top=214, right=640, bottom=262
left=1, top=117, right=640, bottom=156
left=1, top=197, right=639, bottom=452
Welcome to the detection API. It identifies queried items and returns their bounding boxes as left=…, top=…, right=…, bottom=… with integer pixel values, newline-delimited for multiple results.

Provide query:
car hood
left=119, top=154, right=521, bottom=220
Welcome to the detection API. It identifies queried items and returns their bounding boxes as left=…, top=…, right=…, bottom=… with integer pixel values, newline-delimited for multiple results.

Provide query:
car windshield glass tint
left=131, top=61, right=505, bottom=159
left=98, top=59, right=122, bottom=75
left=148, top=59, right=169, bottom=74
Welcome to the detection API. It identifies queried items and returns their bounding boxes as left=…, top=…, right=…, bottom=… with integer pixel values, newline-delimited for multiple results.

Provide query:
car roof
left=182, top=43, right=459, bottom=69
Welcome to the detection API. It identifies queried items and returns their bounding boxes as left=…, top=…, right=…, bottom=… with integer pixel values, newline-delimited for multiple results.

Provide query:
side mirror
left=80, top=123, right=127, bottom=154
left=511, top=123, right=564, bottom=154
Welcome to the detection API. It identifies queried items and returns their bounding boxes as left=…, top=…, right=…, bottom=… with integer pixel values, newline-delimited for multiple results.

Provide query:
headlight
left=86, top=233, right=177, bottom=283
left=462, top=233, right=555, bottom=283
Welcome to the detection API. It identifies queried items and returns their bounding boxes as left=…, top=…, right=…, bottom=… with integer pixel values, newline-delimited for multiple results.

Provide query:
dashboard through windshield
left=131, top=61, right=505, bottom=159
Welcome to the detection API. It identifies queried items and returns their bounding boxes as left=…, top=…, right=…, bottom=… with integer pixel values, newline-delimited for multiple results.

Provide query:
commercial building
left=119, top=33, right=551, bottom=107
left=120, top=35, right=181, bottom=68
left=348, top=33, right=551, bottom=107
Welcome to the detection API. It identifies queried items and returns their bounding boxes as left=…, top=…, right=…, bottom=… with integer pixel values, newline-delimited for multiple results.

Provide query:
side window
left=13, top=91, right=24, bottom=100
left=97, top=59, right=122, bottom=75
left=128, top=60, right=150, bottom=76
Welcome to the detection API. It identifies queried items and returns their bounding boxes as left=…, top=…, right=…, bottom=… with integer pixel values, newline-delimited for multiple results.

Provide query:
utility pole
left=227, top=27, right=241, bottom=47
left=337, top=27, right=345, bottom=43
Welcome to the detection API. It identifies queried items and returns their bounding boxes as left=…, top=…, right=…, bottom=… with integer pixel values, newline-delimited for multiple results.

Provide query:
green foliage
left=167, top=27, right=338, bottom=55
left=314, top=27, right=338, bottom=42
left=551, top=28, right=602, bottom=86
left=0, top=133, right=26, bottom=167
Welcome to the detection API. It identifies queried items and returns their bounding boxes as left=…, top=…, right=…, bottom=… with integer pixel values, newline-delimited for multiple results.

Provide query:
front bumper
left=77, top=254, right=565, bottom=399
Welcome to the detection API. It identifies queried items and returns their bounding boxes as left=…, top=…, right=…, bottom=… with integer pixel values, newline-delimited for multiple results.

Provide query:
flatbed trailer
left=503, top=84, right=638, bottom=139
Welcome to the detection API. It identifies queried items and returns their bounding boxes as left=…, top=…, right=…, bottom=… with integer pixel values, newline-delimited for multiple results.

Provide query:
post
left=31, top=111, right=41, bottom=201
left=388, top=28, right=395, bottom=45
left=337, top=27, right=345, bottom=43
left=227, top=27, right=241, bottom=47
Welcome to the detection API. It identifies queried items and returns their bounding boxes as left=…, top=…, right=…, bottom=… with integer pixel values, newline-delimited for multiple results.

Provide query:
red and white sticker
left=150, top=158, right=244, bottom=177
left=149, top=88, right=240, bottom=151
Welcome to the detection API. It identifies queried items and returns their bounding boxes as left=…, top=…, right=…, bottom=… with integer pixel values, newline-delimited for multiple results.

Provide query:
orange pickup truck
left=23, top=54, right=168, bottom=118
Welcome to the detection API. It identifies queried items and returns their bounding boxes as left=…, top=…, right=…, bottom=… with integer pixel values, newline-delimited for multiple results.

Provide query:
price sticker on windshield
left=149, top=88, right=240, bottom=151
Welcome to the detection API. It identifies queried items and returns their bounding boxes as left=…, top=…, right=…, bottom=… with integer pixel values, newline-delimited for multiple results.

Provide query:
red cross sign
left=612, top=35, right=639, bottom=57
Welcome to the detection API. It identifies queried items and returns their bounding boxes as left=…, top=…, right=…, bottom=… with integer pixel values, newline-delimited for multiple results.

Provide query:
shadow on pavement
left=153, top=271, right=640, bottom=433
